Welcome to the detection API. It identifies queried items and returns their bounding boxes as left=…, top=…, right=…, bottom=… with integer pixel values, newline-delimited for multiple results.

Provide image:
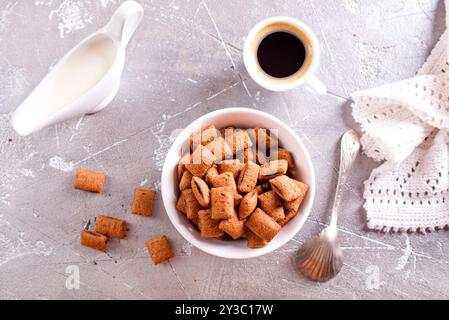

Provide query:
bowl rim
left=161, top=107, right=316, bottom=259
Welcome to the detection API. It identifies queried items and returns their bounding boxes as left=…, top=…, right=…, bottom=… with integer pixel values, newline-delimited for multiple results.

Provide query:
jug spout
left=105, top=1, right=144, bottom=48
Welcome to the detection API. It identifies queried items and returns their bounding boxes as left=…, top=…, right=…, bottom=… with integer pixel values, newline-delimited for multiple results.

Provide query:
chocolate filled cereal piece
left=218, top=159, right=242, bottom=180
left=179, top=170, right=193, bottom=191
left=284, top=182, right=307, bottom=214
left=258, top=189, right=282, bottom=210
left=198, top=209, right=224, bottom=238
left=269, top=206, right=285, bottom=221
left=210, top=187, right=234, bottom=220
left=225, top=130, right=253, bottom=154
left=205, top=137, right=233, bottom=161
left=254, top=126, right=278, bottom=150
left=189, top=124, right=218, bottom=148
left=246, top=229, right=268, bottom=248
left=211, top=172, right=236, bottom=190
left=258, top=160, right=288, bottom=180
left=237, top=161, right=260, bottom=193
left=279, top=182, right=308, bottom=226
left=255, top=149, right=269, bottom=165
left=239, top=189, right=258, bottom=219
left=219, top=212, right=245, bottom=240
left=258, top=190, right=285, bottom=221
left=191, top=177, right=210, bottom=207
left=220, top=127, right=235, bottom=144
left=269, top=175, right=308, bottom=202
left=205, top=165, right=219, bottom=185
left=95, top=215, right=127, bottom=239
left=177, top=153, right=191, bottom=180
left=176, top=191, right=187, bottom=214
left=185, top=145, right=215, bottom=177
left=210, top=186, right=241, bottom=207
left=245, top=208, right=281, bottom=242
left=147, top=235, right=174, bottom=265
left=233, top=192, right=243, bottom=207
left=80, top=230, right=108, bottom=252
left=277, top=148, right=295, bottom=169
left=279, top=210, right=297, bottom=227
left=131, top=188, right=156, bottom=217
left=255, top=181, right=270, bottom=195
left=284, top=197, right=301, bottom=216
left=241, top=147, right=255, bottom=163
left=183, top=189, right=202, bottom=224
left=74, top=168, right=106, bottom=193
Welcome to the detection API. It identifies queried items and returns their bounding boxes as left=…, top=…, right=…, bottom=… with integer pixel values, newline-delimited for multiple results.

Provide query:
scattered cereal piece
left=218, top=159, right=242, bottom=180
left=211, top=172, right=237, bottom=190
left=246, top=229, right=268, bottom=248
left=259, top=160, right=288, bottom=180
left=245, top=208, right=281, bottom=242
left=191, top=177, right=210, bottom=207
left=131, top=188, right=156, bottom=217
left=95, top=215, right=127, bottom=239
left=185, top=145, right=215, bottom=177
left=237, top=161, right=260, bottom=193
left=219, top=212, right=245, bottom=240
left=73, top=168, right=105, bottom=193
left=270, top=175, right=308, bottom=202
left=239, top=189, right=258, bottom=219
left=147, top=235, right=174, bottom=265
left=198, top=209, right=225, bottom=238
left=210, top=187, right=235, bottom=220
left=80, top=230, right=108, bottom=252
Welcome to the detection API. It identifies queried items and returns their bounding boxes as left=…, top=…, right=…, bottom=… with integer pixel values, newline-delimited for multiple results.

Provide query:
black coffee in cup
left=256, top=31, right=306, bottom=78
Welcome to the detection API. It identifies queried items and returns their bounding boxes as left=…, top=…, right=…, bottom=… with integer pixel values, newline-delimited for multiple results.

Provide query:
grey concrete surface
left=0, top=0, right=448, bottom=300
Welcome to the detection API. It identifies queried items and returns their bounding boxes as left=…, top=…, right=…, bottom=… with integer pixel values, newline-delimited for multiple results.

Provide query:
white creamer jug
left=11, top=1, right=144, bottom=136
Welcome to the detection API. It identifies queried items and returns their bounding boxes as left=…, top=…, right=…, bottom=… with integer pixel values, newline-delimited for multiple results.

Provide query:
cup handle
left=306, top=75, right=327, bottom=95
left=105, top=1, right=144, bottom=47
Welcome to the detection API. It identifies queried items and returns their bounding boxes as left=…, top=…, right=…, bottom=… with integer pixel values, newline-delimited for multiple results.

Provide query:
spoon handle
left=329, top=130, right=361, bottom=228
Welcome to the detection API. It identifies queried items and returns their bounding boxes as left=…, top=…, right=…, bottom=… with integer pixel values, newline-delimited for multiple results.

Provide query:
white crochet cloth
left=351, top=0, right=449, bottom=233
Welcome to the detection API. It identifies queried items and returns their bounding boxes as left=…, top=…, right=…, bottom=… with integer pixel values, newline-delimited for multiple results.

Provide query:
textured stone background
left=0, top=0, right=448, bottom=299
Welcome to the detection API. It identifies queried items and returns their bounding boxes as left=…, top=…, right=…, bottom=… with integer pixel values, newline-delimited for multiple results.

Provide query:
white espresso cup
left=243, top=16, right=327, bottom=94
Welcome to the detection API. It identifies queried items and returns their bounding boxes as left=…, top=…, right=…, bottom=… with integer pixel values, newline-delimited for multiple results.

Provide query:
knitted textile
left=351, top=0, right=449, bottom=233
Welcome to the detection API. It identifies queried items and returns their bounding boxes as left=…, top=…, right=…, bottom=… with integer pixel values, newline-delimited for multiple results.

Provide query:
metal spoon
left=296, top=129, right=360, bottom=282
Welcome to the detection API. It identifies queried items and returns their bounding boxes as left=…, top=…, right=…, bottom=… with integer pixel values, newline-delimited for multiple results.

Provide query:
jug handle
left=106, top=1, right=144, bottom=47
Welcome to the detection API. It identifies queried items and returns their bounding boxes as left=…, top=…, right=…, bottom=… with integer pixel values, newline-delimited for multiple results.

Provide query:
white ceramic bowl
left=161, top=108, right=315, bottom=259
